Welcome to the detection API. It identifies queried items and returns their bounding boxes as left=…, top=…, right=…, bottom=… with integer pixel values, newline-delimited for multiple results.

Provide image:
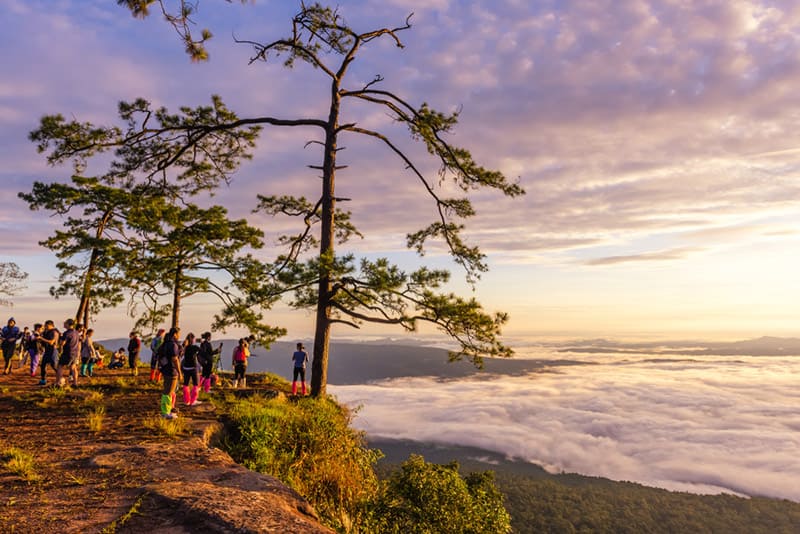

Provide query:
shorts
left=161, top=374, right=179, bottom=395
left=58, top=354, right=78, bottom=367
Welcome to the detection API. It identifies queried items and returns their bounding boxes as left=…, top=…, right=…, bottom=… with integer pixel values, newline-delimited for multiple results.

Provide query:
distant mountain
left=97, top=338, right=586, bottom=384
left=240, top=341, right=586, bottom=384
left=97, top=334, right=800, bottom=384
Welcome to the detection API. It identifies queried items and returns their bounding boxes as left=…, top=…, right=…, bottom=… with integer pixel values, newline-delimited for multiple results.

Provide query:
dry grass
left=85, top=406, right=106, bottom=433
left=142, top=414, right=186, bottom=438
left=1, top=446, right=41, bottom=483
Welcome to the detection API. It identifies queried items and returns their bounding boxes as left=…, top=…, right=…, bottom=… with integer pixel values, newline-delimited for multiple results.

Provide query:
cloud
left=330, top=350, right=800, bottom=501
left=584, top=246, right=706, bottom=265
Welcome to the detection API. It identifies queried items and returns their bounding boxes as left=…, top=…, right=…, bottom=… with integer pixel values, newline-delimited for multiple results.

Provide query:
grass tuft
left=142, top=414, right=186, bottom=438
left=1, top=446, right=41, bottom=483
left=86, top=405, right=106, bottom=433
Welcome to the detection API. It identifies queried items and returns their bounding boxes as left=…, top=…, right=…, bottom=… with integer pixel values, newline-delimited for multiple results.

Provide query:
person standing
left=17, top=326, right=30, bottom=369
left=291, top=342, right=309, bottom=396
left=38, top=320, right=59, bottom=385
left=158, top=327, right=182, bottom=419
left=181, top=333, right=201, bottom=406
left=25, top=324, right=44, bottom=377
left=149, top=328, right=165, bottom=381
left=56, top=319, right=80, bottom=387
left=198, top=332, right=221, bottom=393
left=80, top=328, right=98, bottom=377
left=231, top=338, right=249, bottom=388
left=127, top=331, right=142, bottom=376
left=1, top=317, right=21, bottom=374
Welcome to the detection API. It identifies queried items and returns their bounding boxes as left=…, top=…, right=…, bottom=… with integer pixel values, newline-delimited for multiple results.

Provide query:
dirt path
left=0, top=364, right=330, bottom=533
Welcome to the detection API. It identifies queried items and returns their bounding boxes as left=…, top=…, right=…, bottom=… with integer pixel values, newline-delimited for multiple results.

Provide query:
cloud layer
left=330, top=351, right=800, bottom=501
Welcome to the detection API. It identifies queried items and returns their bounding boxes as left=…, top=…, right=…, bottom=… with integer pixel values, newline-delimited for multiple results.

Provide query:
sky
left=3, top=0, right=800, bottom=341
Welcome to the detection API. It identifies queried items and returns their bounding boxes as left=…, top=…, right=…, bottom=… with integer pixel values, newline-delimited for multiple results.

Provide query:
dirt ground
left=0, top=360, right=331, bottom=533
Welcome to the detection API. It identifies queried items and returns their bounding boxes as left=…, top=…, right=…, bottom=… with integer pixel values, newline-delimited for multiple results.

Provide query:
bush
left=222, top=395, right=381, bottom=532
left=368, top=454, right=511, bottom=534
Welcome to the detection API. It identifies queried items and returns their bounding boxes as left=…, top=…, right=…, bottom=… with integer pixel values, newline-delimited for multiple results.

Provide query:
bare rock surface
left=0, top=366, right=332, bottom=533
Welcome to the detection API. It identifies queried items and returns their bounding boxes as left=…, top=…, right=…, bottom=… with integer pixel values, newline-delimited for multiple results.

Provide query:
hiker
left=180, top=332, right=201, bottom=406
left=55, top=319, right=80, bottom=387
left=1, top=317, right=21, bottom=374
left=158, top=327, right=182, bottom=419
left=108, top=348, right=126, bottom=369
left=231, top=338, right=250, bottom=388
left=291, top=342, right=309, bottom=396
left=198, top=332, right=221, bottom=393
left=149, top=328, right=165, bottom=381
left=17, top=326, right=30, bottom=369
left=80, top=329, right=98, bottom=377
left=38, top=320, right=59, bottom=385
left=127, top=331, right=142, bottom=376
left=25, top=324, right=44, bottom=377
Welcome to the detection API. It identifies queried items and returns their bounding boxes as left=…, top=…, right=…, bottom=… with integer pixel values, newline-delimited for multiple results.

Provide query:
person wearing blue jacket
left=2, top=317, right=21, bottom=374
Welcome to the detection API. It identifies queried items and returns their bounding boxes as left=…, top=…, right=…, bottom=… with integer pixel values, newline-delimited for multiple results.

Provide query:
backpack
left=157, top=339, right=172, bottom=371
left=198, top=341, right=213, bottom=367
left=182, top=345, right=199, bottom=369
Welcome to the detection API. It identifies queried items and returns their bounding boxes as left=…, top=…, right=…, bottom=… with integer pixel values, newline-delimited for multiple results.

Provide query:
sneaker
left=161, top=412, right=177, bottom=420
left=37, top=379, right=46, bottom=386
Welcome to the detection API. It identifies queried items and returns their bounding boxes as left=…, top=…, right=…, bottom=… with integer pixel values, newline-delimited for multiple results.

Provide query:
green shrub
left=368, top=454, right=511, bottom=534
left=222, top=395, right=381, bottom=532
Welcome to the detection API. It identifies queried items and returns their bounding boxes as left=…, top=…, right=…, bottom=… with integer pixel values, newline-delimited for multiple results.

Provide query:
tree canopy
left=0, top=263, right=28, bottom=307
left=30, top=2, right=525, bottom=395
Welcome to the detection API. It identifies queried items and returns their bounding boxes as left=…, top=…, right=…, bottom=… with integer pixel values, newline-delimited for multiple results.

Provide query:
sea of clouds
left=329, top=349, right=800, bottom=501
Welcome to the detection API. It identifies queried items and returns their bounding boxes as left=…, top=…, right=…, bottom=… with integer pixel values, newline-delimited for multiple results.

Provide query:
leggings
left=293, top=367, right=306, bottom=382
left=182, top=368, right=199, bottom=386
left=2, top=343, right=15, bottom=372
left=234, top=363, right=246, bottom=382
left=40, top=354, right=57, bottom=380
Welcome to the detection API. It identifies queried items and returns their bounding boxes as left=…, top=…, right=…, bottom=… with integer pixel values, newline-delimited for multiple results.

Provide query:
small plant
left=66, top=473, right=87, bottom=486
left=36, top=386, right=67, bottom=408
left=101, top=494, right=144, bottom=534
left=1, top=446, right=41, bottom=483
left=142, top=414, right=186, bottom=438
left=85, top=405, right=106, bottom=433
left=83, top=391, right=105, bottom=407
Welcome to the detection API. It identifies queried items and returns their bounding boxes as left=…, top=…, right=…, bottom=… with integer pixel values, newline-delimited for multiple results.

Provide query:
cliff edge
left=0, top=367, right=333, bottom=533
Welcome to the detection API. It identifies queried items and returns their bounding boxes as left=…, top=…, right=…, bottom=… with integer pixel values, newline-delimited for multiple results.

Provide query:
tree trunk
left=75, top=247, right=99, bottom=326
left=171, top=264, right=182, bottom=330
left=310, top=83, right=342, bottom=398
left=75, top=209, right=112, bottom=327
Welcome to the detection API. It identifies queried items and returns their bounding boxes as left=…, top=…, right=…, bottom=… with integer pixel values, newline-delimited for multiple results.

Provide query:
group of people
left=1, top=316, right=312, bottom=419
left=1, top=316, right=101, bottom=386
left=148, top=327, right=226, bottom=419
